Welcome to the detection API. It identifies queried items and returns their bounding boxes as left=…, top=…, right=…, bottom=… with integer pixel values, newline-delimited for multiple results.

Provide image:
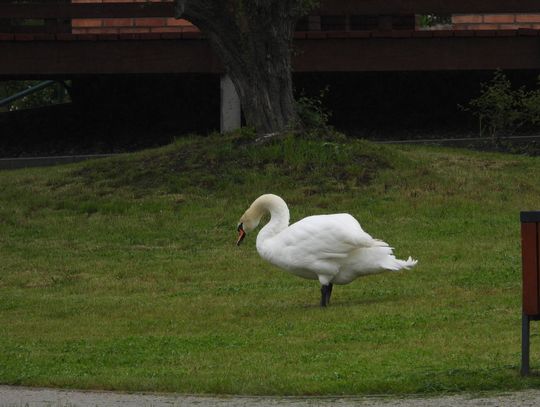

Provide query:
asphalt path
left=2, top=386, right=540, bottom=407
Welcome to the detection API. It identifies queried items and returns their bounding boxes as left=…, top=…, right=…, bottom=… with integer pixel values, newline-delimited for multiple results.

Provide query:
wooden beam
left=0, top=38, right=222, bottom=77
left=0, top=2, right=176, bottom=19
left=2, top=1, right=540, bottom=20
left=316, top=0, right=540, bottom=15
left=2, top=33, right=540, bottom=78
left=293, top=34, right=540, bottom=72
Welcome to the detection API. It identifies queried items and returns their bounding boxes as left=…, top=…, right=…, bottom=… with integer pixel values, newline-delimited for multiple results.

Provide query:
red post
left=521, top=211, right=540, bottom=376
left=522, top=221, right=539, bottom=315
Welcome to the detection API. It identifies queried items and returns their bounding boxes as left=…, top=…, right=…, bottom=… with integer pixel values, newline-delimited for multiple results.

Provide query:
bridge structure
left=2, top=0, right=540, bottom=132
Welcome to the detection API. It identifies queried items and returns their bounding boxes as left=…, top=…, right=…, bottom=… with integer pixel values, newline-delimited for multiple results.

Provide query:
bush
left=295, top=87, right=332, bottom=133
left=0, top=80, right=69, bottom=112
left=462, top=70, right=540, bottom=140
left=418, top=14, right=451, bottom=28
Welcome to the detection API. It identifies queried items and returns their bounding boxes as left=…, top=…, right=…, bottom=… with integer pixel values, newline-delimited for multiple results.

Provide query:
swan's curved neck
left=252, top=194, right=290, bottom=242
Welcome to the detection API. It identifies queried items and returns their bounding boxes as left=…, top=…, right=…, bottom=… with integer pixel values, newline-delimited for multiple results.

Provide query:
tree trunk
left=224, top=20, right=297, bottom=135
left=176, top=1, right=310, bottom=135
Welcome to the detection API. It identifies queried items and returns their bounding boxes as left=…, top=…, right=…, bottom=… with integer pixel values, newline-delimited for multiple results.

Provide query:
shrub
left=295, top=87, right=332, bottom=133
left=418, top=14, right=451, bottom=28
left=0, top=80, right=69, bottom=112
left=462, top=70, right=540, bottom=140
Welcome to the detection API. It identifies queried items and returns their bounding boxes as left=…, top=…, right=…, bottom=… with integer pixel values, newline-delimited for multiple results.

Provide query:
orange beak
left=237, top=224, right=246, bottom=246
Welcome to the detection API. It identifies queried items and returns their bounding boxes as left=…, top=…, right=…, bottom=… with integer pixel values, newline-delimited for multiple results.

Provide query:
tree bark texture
left=176, top=1, right=313, bottom=135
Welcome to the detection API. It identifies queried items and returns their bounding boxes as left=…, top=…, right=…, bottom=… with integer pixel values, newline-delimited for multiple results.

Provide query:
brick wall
left=71, top=0, right=197, bottom=34
left=70, top=3, right=540, bottom=34
left=453, top=13, right=540, bottom=30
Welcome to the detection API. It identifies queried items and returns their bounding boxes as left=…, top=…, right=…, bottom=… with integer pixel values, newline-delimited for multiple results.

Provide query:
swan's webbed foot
left=320, top=283, right=333, bottom=307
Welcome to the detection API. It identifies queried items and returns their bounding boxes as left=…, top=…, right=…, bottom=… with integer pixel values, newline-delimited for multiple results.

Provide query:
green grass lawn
left=0, top=132, right=539, bottom=395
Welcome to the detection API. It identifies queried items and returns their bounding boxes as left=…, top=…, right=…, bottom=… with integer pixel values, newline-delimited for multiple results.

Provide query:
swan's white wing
left=282, top=214, right=385, bottom=253
left=268, top=214, right=388, bottom=278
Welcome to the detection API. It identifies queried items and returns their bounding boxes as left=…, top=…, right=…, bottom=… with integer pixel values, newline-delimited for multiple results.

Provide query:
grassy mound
left=0, top=132, right=539, bottom=395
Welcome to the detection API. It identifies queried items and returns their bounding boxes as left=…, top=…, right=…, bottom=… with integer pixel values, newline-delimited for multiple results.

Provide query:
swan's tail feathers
left=402, top=256, right=418, bottom=269
left=372, top=239, right=391, bottom=248
left=385, top=256, right=418, bottom=271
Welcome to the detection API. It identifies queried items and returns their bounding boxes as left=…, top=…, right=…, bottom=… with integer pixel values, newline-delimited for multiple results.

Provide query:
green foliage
left=462, top=70, right=540, bottom=140
left=418, top=15, right=451, bottom=28
left=522, top=85, right=540, bottom=126
left=0, top=134, right=540, bottom=394
left=244, top=0, right=320, bottom=17
left=0, top=80, right=70, bottom=112
left=290, top=0, right=320, bottom=17
left=465, top=70, right=523, bottom=139
left=295, top=87, right=332, bottom=134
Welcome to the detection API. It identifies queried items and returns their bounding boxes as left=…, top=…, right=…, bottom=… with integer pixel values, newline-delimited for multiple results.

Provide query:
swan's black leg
left=320, top=285, right=328, bottom=307
left=326, top=283, right=333, bottom=305
left=320, top=284, right=333, bottom=307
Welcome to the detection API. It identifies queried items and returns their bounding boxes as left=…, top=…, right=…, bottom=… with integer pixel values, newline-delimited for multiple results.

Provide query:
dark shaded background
left=1, top=70, right=539, bottom=156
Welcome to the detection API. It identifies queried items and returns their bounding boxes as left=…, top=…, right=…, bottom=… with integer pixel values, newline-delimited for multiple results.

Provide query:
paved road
left=2, top=386, right=540, bottom=407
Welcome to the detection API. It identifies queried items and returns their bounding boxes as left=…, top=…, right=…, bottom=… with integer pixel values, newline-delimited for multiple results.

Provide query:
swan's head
left=236, top=194, right=288, bottom=246
left=236, top=209, right=261, bottom=246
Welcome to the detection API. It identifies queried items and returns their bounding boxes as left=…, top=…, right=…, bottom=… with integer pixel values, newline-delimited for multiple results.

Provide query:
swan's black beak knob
left=236, top=223, right=246, bottom=246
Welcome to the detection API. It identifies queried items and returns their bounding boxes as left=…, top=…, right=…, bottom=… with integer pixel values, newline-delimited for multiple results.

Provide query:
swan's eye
left=237, top=223, right=243, bottom=232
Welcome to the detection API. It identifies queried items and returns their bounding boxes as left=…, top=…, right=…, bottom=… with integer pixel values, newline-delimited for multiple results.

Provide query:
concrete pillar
left=220, top=74, right=241, bottom=133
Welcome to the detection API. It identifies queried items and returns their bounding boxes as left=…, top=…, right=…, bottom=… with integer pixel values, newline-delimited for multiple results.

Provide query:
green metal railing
left=0, top=80, right=68, bottom=109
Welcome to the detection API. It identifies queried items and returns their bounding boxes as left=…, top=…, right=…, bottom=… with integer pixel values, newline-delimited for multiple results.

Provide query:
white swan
left=236, top=194, right=417, bottom=307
